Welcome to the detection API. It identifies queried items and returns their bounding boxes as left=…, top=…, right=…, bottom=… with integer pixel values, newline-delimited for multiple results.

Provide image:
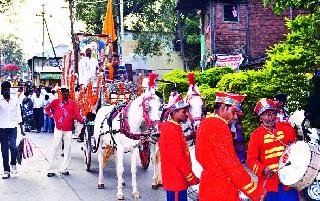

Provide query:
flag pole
left=119, top=0, right=124, bottom=60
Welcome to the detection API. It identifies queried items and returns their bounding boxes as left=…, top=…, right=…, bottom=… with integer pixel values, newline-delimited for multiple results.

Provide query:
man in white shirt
left=78, top=47, right=98, bottom=86
left=32, top=89, right=44, bottom=133
left=0, top=81, right=25, bottom=179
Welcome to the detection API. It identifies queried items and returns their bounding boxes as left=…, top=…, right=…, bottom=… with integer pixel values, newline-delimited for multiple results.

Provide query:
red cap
left=254, top=98, right=276, bottom=116
left=165, top=95, right=188, bottom=111
left=215, top=92, right=246, bottom=114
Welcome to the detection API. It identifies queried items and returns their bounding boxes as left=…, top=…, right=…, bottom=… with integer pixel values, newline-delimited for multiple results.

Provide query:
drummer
left=247, top=98, right=298, bottom=201
left=158, top=95, right=199, bottom=201
left=195, top=92, right=265, bottom=201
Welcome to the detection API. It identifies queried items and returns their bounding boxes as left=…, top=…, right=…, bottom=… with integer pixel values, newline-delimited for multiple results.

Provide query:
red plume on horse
left=148, top=73, right=157, bottom=88
left=188, top=72, right=196, bottom=86
left=187, top=72, right=201, bottom=96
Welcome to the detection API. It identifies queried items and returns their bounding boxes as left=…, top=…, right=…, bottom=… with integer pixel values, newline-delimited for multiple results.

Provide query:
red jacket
left=195, top=114, right=263, bottom=201
left=159, top=120, right=197, bottom=191
left=45, top=99, right=83, bottom=131
left=247, top=121, right=297, bottom=192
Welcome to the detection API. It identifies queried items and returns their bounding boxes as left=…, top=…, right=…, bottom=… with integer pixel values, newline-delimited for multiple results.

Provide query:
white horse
left=93, top=91, right=161, bottom=200
left=182, top=92, right=205, bottom=144
left=151, top=89, right=205, bottom=190
left=289, top=110, right=320, bottom=144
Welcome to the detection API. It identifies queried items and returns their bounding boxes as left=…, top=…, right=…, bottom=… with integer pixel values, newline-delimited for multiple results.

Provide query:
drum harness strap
left=262, top=128, right=293, bottom=186
left=263, top=126, right=286, bottom=146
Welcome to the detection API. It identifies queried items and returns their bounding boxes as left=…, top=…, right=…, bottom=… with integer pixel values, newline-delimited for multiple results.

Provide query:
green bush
left=157, top=67, right=233, bottom=102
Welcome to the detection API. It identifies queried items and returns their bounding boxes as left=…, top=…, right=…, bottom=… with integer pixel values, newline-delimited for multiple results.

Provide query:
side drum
left=278, top=141, right=320, bottom=190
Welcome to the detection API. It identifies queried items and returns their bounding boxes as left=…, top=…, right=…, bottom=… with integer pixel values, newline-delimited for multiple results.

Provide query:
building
left=122, top=32, right=184, bottom=81
left=28, top=44, right=68, bottom=86
left=176, top=0, right=306, bottom=69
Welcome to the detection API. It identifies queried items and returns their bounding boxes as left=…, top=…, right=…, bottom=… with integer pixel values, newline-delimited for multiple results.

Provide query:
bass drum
left=187, top=146, right=202, bottom=201
left=278, top=141, right=320, bottom=190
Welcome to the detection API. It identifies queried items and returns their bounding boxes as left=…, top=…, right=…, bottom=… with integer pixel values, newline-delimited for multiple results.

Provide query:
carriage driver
left=195, top=92, right=265, bottom=201
left=158, top=95, right=199, bottom=201
left=247, top=98, right=298, bottom=201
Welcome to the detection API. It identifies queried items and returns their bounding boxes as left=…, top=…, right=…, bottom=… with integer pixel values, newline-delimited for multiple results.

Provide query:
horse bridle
left=119, top=93, right=161, bottom=141
left=184, top=93, right=205, bottom=141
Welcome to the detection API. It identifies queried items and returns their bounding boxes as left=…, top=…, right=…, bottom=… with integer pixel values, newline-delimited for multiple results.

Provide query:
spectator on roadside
left=0, top=81, right=25, bottom=179
left=21, top=91, right=34, bottom=132
left=32, top=89, right=44, bottom=133
left=43, top=95, right=53, bottom=133
left=46, top=87, right=83, bottom=177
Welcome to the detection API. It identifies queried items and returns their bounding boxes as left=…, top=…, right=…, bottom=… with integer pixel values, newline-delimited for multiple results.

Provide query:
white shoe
left=11, top=165, right=17, bottom=174
left=2, top=171, right=10, bottom=179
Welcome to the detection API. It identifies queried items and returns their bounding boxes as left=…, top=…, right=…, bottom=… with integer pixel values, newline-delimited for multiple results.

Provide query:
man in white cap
left=45, top=87, right=83, bottom=177
left=78, top=46, right=99, bottom=86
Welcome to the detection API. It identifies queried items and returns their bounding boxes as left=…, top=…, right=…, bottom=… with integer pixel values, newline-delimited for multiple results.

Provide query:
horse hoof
left=152, top=185, right=158, bottom=190
left=122, top=182, right=126, bottom=187
left=117, top=194, right=125, bottom=200
left=132, top=192, right=141, bottom=199
left=98, top=184, right=105, bottom=189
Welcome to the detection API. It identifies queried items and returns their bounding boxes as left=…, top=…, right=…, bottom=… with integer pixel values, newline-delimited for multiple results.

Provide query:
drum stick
left=260, top=161, right=292, bottom=200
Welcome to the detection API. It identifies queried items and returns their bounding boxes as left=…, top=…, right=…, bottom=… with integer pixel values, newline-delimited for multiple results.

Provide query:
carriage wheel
left=302, top=181, right=320, bottom=201
left=139, top=141, right=150, bottom=170
left=83, top=126, right=92, bottom=172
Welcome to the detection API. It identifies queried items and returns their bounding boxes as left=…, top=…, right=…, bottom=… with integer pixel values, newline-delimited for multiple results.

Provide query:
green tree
left=0, top=0, right=24, bottom=14
left=263, top=0, right=320, bottom=14
left=0, top=0, right=14, bottom=13
left=75, top=0, right=201, bottom=68
left=0, top=34, right=26, bottom=69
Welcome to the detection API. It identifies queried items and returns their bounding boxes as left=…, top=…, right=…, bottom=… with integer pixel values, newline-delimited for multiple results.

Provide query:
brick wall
left=248, top=0, right=290, bottom=58
left=203, top=0, right=305, bottom=60
left=214, top=3, right=247, bottom=55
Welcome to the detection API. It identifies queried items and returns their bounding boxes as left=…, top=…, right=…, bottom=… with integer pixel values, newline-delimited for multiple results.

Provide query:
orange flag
left=102, top=0, right=117, bottom=42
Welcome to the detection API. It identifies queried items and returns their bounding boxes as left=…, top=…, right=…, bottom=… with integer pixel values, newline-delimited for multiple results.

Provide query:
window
left=223, top=4, right=239, bottom=22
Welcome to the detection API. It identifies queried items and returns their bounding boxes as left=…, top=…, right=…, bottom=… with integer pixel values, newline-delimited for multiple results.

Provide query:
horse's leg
left=131, top=147, right=141, bottom=198
left=150, top=144, right=159, bottom=190
left=155, top=145, right=162, bottom=187
left=97, top=148, right=105, bottom=189
left=116, top=145, right=125, bottom=200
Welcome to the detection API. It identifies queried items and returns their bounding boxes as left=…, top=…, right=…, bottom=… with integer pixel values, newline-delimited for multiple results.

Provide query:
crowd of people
left=19, top=84, right=57, bottom=133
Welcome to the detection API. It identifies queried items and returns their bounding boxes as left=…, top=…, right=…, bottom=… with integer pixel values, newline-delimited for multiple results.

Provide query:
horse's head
left=141, top=92, right=162, bottom=134
left=185, top=93, right=204, bottom=130
left=289, top=110, right=320, bottom=143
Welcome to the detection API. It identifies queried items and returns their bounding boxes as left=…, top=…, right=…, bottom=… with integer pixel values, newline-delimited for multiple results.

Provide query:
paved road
left=0, top=131, right=166, bottom=201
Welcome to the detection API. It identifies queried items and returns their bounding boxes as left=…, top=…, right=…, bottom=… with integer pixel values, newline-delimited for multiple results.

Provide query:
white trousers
left=48, top=128, right=72, bottom=173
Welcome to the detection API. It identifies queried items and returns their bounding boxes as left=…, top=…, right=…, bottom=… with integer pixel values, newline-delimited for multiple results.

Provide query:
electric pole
left=36, top=4, right=46, bottom=68
left=67, top=0, right=78, bottom=74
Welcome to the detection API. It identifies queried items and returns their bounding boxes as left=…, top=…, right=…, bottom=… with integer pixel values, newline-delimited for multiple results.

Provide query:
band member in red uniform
left=196, top=92, right=265, bottom=201
left=159, top=96, right=199, bottom=201
left=247, top=98, right=298, bottom=201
